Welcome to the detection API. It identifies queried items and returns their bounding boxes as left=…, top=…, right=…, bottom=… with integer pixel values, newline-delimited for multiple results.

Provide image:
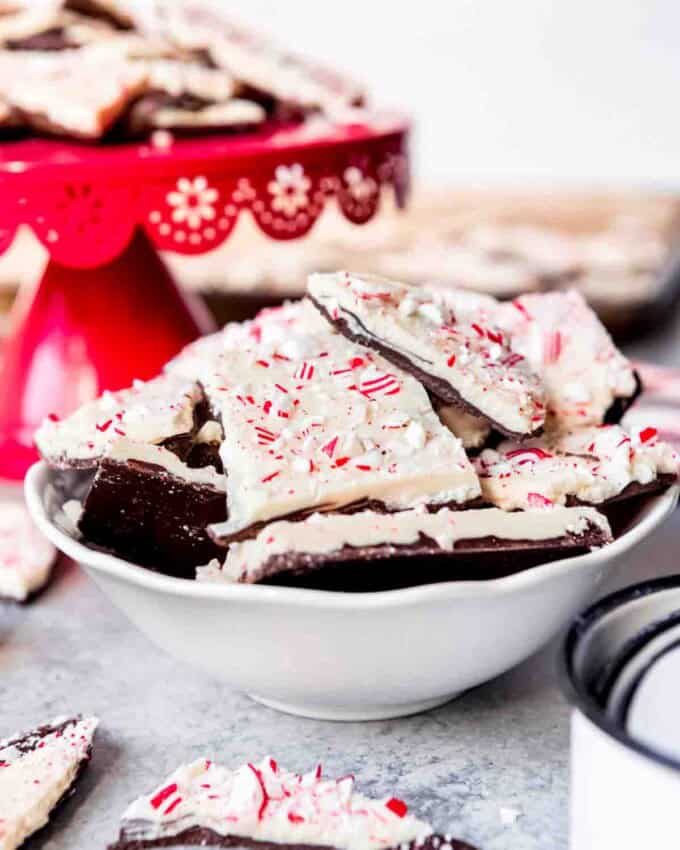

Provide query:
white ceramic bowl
left=26, top=462, right=678, bottom=721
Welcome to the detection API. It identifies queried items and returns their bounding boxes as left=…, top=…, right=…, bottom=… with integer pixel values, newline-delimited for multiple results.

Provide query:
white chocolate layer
left=0, top=716, right=98, bottom=850
left=308, top=272, right=546, bottom=437
left=208, top=505, right=612, bottom=584
left=117, top=756, right=431, bottom=850
left=166, top=301, right=330, bottom=380
left=147, top=98, right=265, bottom=130
left=475, top=424, right=678, bottom=511
left=0, top=503, right=56, bottom=602
left=105, top=439, right=226, bottom=490
left=434, top=404, right=491, bottom=450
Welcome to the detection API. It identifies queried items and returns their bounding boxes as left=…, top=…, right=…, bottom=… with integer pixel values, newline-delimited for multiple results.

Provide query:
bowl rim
left=25, top=461, right=678, bottom=610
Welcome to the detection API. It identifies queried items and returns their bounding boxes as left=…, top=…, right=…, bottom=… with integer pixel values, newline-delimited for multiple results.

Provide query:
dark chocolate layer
left=78, top=459, right=226, bottom=578
left=6, top=28, right=75, bottom=51
left=1, top=716, right=82, bottom=755
left=110, top=829, right=478, bottom=850
left=240, top=521, right=611, bottom=588
left=309, top=296, right=543, bottom=441
left=566, top=473, right=676, bottom=510
left=603, top=370, right=643, bottom=425
left=119, top=92, right=265, bottom=139
left=64, top=0, right=131, bottom=29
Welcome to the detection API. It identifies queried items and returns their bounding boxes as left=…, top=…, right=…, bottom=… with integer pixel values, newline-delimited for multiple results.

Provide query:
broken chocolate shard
left=123, top=93, right=265, bottom=136
left=0, top=48, right=147, bottom=140
left=79, top=455, right=226, bottom=577
left=474, top=423, right=678, bottom=512
left=200, top=300, right=481, bottom=543
left=0, top=715, right=98, bottom=850
left=204, top=505, right=612, bottom=586
left=109, top=829, right=479, bottom=850
left=307, top=273, right=546, bottom=440
left=108, top=756, right=477, bottom=850
left=35, top=374, right=205, bottom=470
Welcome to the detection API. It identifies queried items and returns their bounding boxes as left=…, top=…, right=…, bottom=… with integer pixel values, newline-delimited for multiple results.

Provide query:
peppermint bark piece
left=125, top=94, right=265, bottom=135
left=1, top=10, right=117, bottom=52
left=0, top=716, right=98, bottom=850
left=474, top=424, right=678, bottom=511
left=0, top=503, right=56, bottom=602
left=204, top=506, right=612, bottom=586
left=122, top=58, right=265, bottom=135
left=146, top=3, right=365, bottom=117
left=36, top=374, right=225, bottom=575
left=496, top=290, right=639, bottom=428
left=307, top=272, right=546, bottom=439
left=35, top=374, right=206, bottom=470
left=109, top=756, right=476, bottom=850
left=201, top=312, right=481, bottom=543
left=3, top=49, right=147, bottom=139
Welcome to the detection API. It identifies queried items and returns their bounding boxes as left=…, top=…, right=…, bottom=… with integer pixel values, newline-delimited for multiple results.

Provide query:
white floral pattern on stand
left=267, top=164, right=311, bottom=218
left=343, top=166, right=377, bottom=202
left=167, top=176, right=218, bottom=230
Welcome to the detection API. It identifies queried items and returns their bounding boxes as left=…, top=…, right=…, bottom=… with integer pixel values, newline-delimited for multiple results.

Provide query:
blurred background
left=218, top=1, right=680, bottom=188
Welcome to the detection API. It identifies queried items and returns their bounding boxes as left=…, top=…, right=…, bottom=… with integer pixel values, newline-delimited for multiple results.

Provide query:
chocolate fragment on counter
left=110, top=830, right=479, bottom=850
left=108, top=756, right=475, bottom=850
left=0, top=716, right=98, bottom=850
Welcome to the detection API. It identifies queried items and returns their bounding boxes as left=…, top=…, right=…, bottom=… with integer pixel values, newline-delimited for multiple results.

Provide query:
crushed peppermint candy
left=35, top=374, right=202, bottom=468
left=307, top=272, right=546, bottom=438
left=496, top=290, right=638, bottom=428
left=110, top=756, right=433, bottom=850
left=475, top=423, right=678, bottom=510
left=0, top=716, right=98, bottom=850
left=33, top=286, right=675, bottom=586
left=203, top=302, right=479, bottom=542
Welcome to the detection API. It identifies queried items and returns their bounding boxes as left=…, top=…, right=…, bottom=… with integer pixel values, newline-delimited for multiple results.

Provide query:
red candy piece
left=385, top=797, right=408, bottom=818
left=639, top=427, right=658, bottom=444
left=150, top=783, right=178, bottom=810
left=505, top=447, right=553, bottom=461
left=527, top=492, right=554, bottom=509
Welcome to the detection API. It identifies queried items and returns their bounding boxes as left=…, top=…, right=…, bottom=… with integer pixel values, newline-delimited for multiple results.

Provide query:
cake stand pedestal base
left=0, top=229, right=213, bottom=480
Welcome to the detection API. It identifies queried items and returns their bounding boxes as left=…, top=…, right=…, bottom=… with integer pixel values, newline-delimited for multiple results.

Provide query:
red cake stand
left=0, top=113, right=410, bottom=479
